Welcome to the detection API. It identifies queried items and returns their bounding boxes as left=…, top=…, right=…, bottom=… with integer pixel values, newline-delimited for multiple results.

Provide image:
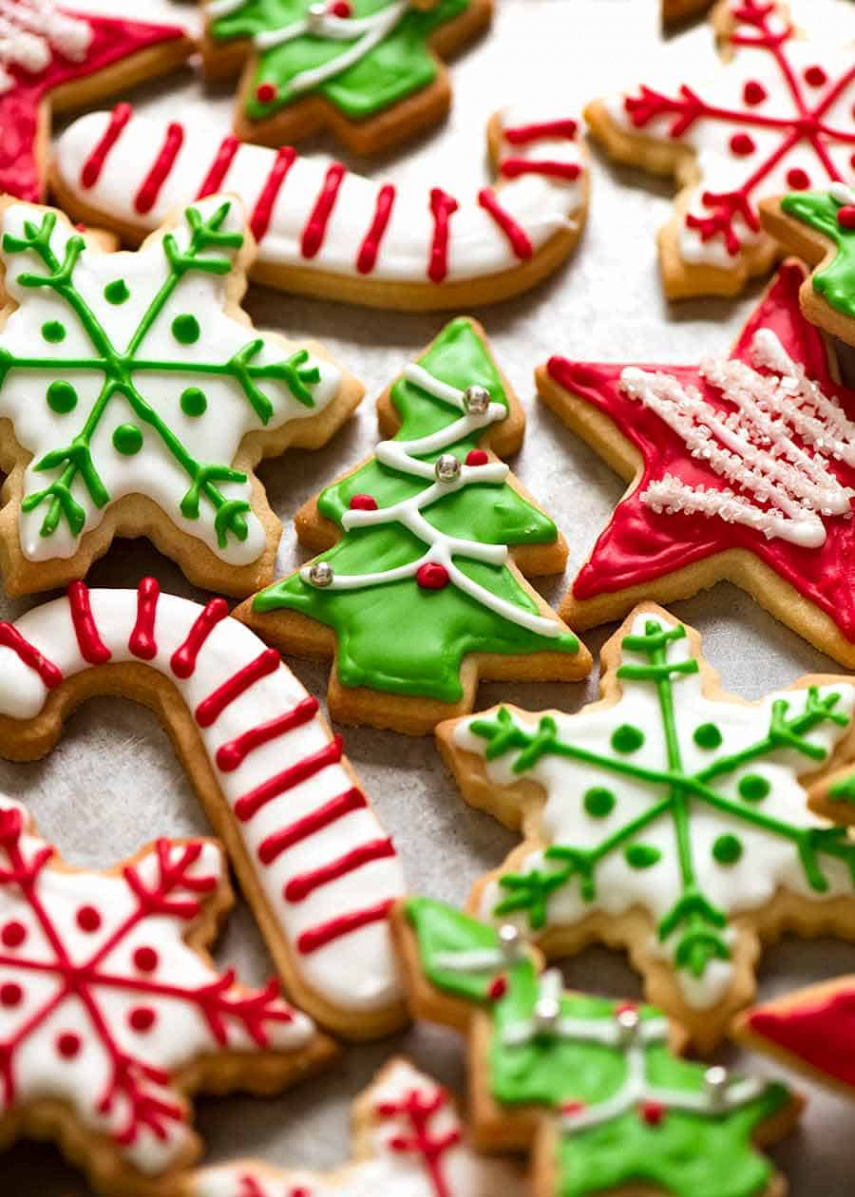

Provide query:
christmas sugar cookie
left=663, top=0, right=713, bottom=24
left=51, top=104, right=588, bottom=311
left=438, top=604, right=855, bottom=1051
left=0, top=0, right=192, bottom=204
left=235, top=318, right=591, bottom=736
left=0, top=795, right=334, bottom=1196
left=191, top=1056, right=526, bottom=1196
left=200, top=0, right=493, bottom=156
left=0, top=579, right=407, bottom=1040
left=0, top=194, right=362, bottom=598
left=538, top=261, right=855, bottom=667
left=393, top=898, right=800, bottom=1197
left=586, top=0, right=855, bottom=298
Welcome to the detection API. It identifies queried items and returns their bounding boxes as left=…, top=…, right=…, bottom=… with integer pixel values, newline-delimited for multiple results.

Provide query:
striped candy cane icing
left=53, top=105, right=585, bottom=304
left=0, top=579, right=405, bottom=1031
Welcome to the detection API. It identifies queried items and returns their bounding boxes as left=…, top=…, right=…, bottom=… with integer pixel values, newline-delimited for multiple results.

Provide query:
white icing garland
left=300, top=361, right=565, bottom=639
left=621, top=328, right=855, bottom=547
left=0, top=0, right=91, bottom=92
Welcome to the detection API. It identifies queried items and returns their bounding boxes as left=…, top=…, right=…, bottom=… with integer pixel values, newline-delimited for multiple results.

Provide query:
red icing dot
left=76, top=905, right=101, bottom=933
left=640, top=1100, right=666, bottom=1127
left=729, top=132, right=755, bottom=157
left=851, top=152, right=855, bottom=171
left=329, top=0, right=352, bottom=14
left=786, top=168, right=810, bottom=191
left=1, top=921, right=26, bottom=949
left=562, top=1100, right=586, bottom=1116
left=256, top=82, right=279, bottom=104
left=488, top=975, right=508, bottom=1000
left=616, top=1000, right=638, bottom=1016
left=805, top=65, right=828, bottom=87
left=743, top=80, right=767, bottom=105
left=838, top=205, right=855, bottom=229
left=465, top=449, right=489, bottom=466
left=0, top=982, right=22, bottom=1007
left=291, top=1188, right=311, bottom=1197
left=416, top=562, right=450, bottom=590
left=349, top=493, right=378, bottom=511
left=57, top=1032, right=81, bottom=1059
left=129, top=1006, right=156, bottom=1034
left=133, top=946, right=158, bottom=973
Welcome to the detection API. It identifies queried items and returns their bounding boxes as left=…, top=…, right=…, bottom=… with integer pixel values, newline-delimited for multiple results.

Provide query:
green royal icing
left=211, top=0, right=470, bottom=124
left=781, top=188, right=855, bottom=318
left=829, top=772, right=855, bottom=803
left=253, top=318, right=579, bottom=703
left=404, top=897, right=791, bottom=1197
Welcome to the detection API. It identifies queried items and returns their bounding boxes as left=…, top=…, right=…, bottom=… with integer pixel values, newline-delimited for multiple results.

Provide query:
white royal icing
left=0, top=583, right=406, bottom=1019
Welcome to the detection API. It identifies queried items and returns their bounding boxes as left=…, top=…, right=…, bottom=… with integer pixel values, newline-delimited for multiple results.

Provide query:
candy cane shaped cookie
left=51, top=104, right=588, bottom=311
left=0, top=578, right=407, bottom=1040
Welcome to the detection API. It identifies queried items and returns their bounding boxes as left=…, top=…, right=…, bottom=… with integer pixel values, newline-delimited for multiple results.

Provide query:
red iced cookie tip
left=743, top=80, right=767, bottom=105
left=838, top=205, right=855, bottom=229
left=416, top=562, right=450, bottom=590
left=804, top=65, right=828, bottom=87
left=465, top=449, right=489, bottom=466
left=76, top=905, right=101, bottom=933
left=256, top=82, right=279, bottom=104
left=488, top=975, right=508, bottom=1000
left=729, top=132, right=755, bottom=157
left=57, top=1032, right=82, bottom=1059
left=349, top=492, right=378, bottom=511
left=639, top=1100, right=666, bottom=1126
left=786, top=168, right=810, bottom=190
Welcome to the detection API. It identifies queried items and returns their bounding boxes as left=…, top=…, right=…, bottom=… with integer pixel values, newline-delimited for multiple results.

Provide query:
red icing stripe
left=81, top=102, right=132, bottom=188
left=477, top=187, right=533, bottom=259
left=250, top=146, right=297, bottom=243
left=297, top=899, right=395, bottom=955
left=134, top=121, right=184, bottom=215
left=284, top=838, right=395, bottom=903
left=301, top=162, right=346, bottom=258
left=216, top=695, right=319, bottom=774
left=258, top=786, right=367, bottom=865
left=235, top=736, right=344, bottom=823
left=170, top=598, right=228, bottom=680
left=428, top=188, right=459, bottom=284
left=129, top=576, right=160, bottom=661
left=196, top=134, right=240, bottom=199
left=503, top=119, right=578, bottom=145
left=356, top=183, right=395, bottom=274
left=0, top=624, right=62, bottom=688
left=500, top=158, right=581, bottom=181
left=196, top=647, right=281, bottom=729
left=68, top=582, right=111, bottom=666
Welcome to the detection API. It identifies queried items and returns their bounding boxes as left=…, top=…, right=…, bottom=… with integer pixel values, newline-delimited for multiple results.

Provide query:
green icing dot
left=625, top=844, right=661, bottom=869
left=172, top=313, right=200, bottom=344
left=738, top=774, right=771, bottom=803
left=583, top=787, right=616, bottom=818
left=611, top=724, right=645, bottom=754
left=693, top=722, right=723, bottom=750
left=42, top=320, right=66, bottom=343
left=713, top=834, right=743, bottom=865
left=104, top=279, right=130, bottom=305
left=46, top=380, right=77, bottom=414
left=112, top=424, right=143, bottom=456
left=181, top=387, right=208, bottom=418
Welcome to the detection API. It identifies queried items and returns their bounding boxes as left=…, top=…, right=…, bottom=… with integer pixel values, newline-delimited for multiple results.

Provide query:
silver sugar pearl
left=435, top=454, right=462, bottom=483
left=463, top=384, right=491, bottom=415
left=704, top=1066, right=729, bottom=1106
left=308, top=561, right=334, bottom=588
left=498, top=923, right=523, bottom=962
left=616, top=1007, right=640, bottom=1043
left=533, top=997, right=561, bottom=1036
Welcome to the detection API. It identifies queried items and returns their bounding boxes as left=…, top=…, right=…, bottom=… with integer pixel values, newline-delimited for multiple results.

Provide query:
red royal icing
left=748, top=989, right=855, bottom=1088
left=416, top=563, right=450, bottom=590
left=215, top=694, right=320, bottom=774
left=128, top=576, right=160, bottom=661
left=258, top=786, right=367, bottom=865
left=0, top=622, right=62, bottom=688
left=839, top=205, right=855, bottom=229
left=356, top=183, right=396, bottom=275
left=503, top=119, right=578, bottom=145
left=465, top=449, right=489, bottom=466
left=428, top=189, right=459, bottom=284
left=301, top=162, right=346, bottom=258
left=68, top=581, right=112, bottom=666
left=235, top=736, right=344, bottom=822
left=477, top=188, right=533, bottom=260
left=377, top=1087, right=461, bottom=1197
left=283, top=837, right=395, bottom=903
left=81, top=100, right=132, bottom=189
left=296, top=898, right=395, bottom=955
left=250, top=146, right=297, bottom=244
left=196, top=134, right=241, bottom=199
left=499, top=158, right=581, bottom=182
left=135, top=120, right=184, bottom=215
left=349, top=493, right=378, bottom=511
left=195, top=647, right=281, bottom=729
left=170, top=597, right=229, bottom=680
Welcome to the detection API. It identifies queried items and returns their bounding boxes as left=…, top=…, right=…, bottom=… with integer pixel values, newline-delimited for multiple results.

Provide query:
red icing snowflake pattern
left=0, top=799, right=319, bottom=1181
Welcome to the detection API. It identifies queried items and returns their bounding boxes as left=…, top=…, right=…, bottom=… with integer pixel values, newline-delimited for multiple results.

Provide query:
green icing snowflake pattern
left=781, top=184, right=855, bottom=319
left=404, top=897, right=793, bottom=1197
left=209, top=0, right=471, bottom=123
left=451, top=609, right=855, bottom=1034
left=0, top=196, right=338, bottom=569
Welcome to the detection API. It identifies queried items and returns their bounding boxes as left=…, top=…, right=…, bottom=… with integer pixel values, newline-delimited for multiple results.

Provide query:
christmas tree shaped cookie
left=392, top=897, right=800, bottom=1197
left=0, top=194, right=362, bottom=597
left=236, top=318, right=591, bottom=735
left=201, top=0, right=493, bottom=156
left=192, top=1056, right=526, bottom=1196
left=538, top=261, right=855, bottom=668
left=586, top=0, right=855, bottom=297
left=0, top=797, right=334, bottom=1196
left=437, top=604, right=855, bottom=1050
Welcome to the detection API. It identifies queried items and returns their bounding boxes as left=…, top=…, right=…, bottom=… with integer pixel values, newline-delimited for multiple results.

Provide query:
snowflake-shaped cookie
left=0, top=797, right=333, bottom=1194
left=439, top=604, right=855, bottom=1050
left=0, top=193, right=361, bottom=596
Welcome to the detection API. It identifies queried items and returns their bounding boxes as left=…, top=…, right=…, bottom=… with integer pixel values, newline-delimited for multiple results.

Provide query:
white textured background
left=4, top=0, right=855, bottom=1191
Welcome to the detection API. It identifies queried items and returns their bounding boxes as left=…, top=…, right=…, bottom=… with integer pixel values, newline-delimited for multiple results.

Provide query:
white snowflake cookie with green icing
left=438, top=603, right=855, bottom=1050
left=0, top=194, right=362, bottom=596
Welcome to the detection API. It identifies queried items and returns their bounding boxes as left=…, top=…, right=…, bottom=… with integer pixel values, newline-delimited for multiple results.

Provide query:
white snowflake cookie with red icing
left=192, top=1056, right=526, bottom=1197
left=0, top=579, right=407, bottom=1041
left=0, top=795, right=334, bottom=1196
left=0, top=193, right=362, bottom=597
left=50, top=103, right=588, bottom=311
left=587, top=0, right=855, bottom=297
